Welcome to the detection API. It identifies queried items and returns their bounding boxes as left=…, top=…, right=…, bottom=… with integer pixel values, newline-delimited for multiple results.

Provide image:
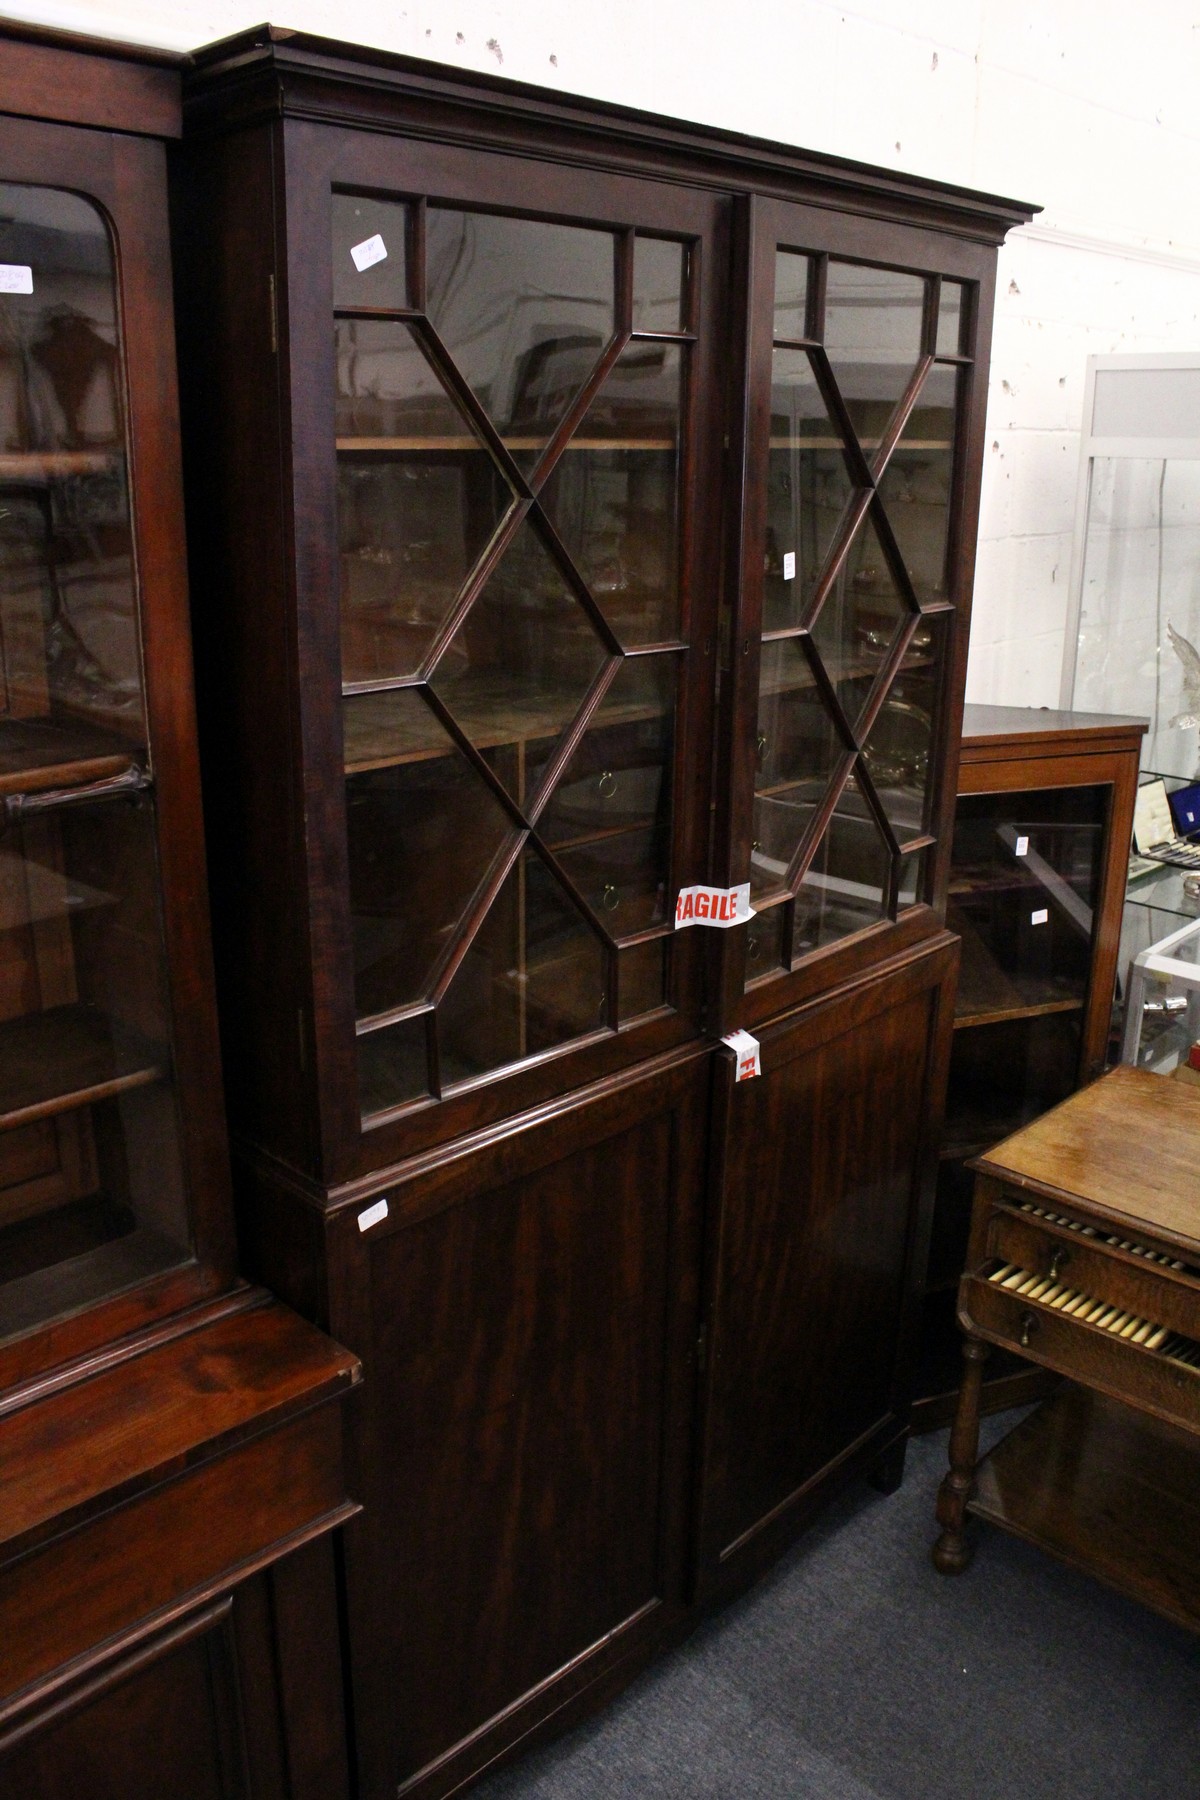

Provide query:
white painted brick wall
left=6, top=0, right=1197, bottom=709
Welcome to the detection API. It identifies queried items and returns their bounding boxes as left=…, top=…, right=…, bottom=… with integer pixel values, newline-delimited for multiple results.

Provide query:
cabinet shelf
left=0, top=449, right=122, bottom=483
left=0, top=717, right=141, bottom=799
left=768, top=436, right=952, bottom=451
left=0, top=1003, right=168, bottom=1133
left=952, top=911, right=1085, bottom=1027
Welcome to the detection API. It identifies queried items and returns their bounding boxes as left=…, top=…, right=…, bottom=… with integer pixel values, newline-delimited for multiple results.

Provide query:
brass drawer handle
left=1019, top=1311, right=1037, bottom=1349
left=598, top=771, right=617, bottom=798
left=1048, top=1247, right=1068, bottom=1281
left=602, top=883, right=620, bottom=912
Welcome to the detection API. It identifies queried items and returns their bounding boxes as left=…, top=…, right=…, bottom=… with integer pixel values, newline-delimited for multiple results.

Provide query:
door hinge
left=268, top=271, right=278, bottom=355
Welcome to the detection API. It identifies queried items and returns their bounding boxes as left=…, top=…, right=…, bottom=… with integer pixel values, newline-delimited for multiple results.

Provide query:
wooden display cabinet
left=913, top=704, right=1144, bottom=1429
left=0, top=25, right=360, bottom=1797
left=176, top=31, right=1033, bottom=1798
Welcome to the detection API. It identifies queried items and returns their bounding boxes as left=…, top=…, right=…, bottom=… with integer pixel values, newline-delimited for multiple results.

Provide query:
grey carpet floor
left=472, top=1415, right=1200, bottom=1799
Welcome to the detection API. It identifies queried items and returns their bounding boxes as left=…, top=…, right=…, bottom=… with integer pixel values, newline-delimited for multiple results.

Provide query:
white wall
left=9, top=0, right=1200, bottom=708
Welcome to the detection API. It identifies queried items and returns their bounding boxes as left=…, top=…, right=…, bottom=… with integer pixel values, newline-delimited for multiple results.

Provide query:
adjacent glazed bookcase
left=912, top=705, right=1144, bottom=1429
left=178, top=34, right=1034, bottom=1800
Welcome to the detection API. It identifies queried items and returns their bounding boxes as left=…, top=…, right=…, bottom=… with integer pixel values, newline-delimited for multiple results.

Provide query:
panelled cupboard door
left=324, top=1049, right=708, bottom=1800
left=695, top=935, right=957, bottom=1598
left=714, top=197, right=996, bottom=1033
left=269, top=122, right=725, bottom=1182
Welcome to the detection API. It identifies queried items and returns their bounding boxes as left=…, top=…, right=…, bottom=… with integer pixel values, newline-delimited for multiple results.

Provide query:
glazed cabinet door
left=0, top=116, right=231, bottom=1387
left=695, top=935, right=957, bottom=1600
left=264, top=124, right=726, bottom=1182
left=322, top=1050, right=708, bottom=1800
left=716, top=197, right=995, bottom=1029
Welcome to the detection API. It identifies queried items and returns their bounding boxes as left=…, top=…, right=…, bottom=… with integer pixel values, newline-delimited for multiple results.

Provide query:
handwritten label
left=357, top=1197, right=389, bottom=1233
left=782, top=551, right=796, bottom=581
left=350, top=233, right=387, bottom=273
left=1014, top=835, right=1029, bottom=856
left=1030, top=908, right=1049, bottom=926
left=0, top=265, right=32, bottom=294
left=721, top=1028, right=762, bottom=1081
left=675, top=882, right=752, bottom=930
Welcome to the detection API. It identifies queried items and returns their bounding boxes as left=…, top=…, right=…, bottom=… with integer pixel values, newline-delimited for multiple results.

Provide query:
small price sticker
left=0, top=265, right=33, bottom=294
left=1015, top=835, right=1029, bottom=856
left=351, top=233, right=387, bottom=273
left=782, top=551, right=796, bottom=581
left=721, top=1028, right=761, bottom=1081
left=357, top=1197, right=389, bottom=1233
left=1031, top=908, right=1049, bottom=926
left=675, top=883, right=753, bottom=930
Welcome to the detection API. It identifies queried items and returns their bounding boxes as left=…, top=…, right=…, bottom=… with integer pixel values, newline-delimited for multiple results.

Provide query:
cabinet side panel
left=172, top=123, right=314, bottom=1176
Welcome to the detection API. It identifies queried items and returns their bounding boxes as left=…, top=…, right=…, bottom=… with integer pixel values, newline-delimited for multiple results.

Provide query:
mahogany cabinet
left=914, top=704, right=1144, bottom=1429
left=175, top=29, right=1034, bottom=1797
left=0, top=25, right=360, bottom=1798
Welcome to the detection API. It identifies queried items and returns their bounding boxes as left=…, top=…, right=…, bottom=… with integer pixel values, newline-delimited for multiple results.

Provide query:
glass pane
left=774, top=251, right=810, bottom=341
left=437, top=846, right=607, bottom=1084
left=429, top=519, right=609, bottom=811
left=765, top=348, right=856, bottom=632
left=936, top=280, right=966, bottom=357
left=876, top=363, right=958, bottom=606
left=793, top=771, right=890, bottom=953
left=0, top=185, right=190, bottom=1342
left=556, top=823, right=669, bottom=938
left=538, top=653, right=674, bottom=846
left=426, top=209, right=616, bottom=470
left=897, top=845, right=926, bottom=911
left=0, top=797, right=189, bottom=1341
left=332, top=193, right=408, bottom=310
left=752, top=638, right=846, bottom=899
left=949, top=785, right=1104, bottom=1025
left=0, top=184, right=143, bottom=746
left=861, top=618, right=944, bottom=845
left=357, top=1014, right=428, bottom=1119
left=744, top=900, right=786, bottom=980
left=824, top=262, right=926, bottom=453
left=343, top=689, right=515, bottom=1020
left=810, top=510, right=911, bottom=733
left=617, top=937, right=666, bottom=1020
left=632, top=237, right=685, bottom=333
left=537, top=341, right=682, bottom=645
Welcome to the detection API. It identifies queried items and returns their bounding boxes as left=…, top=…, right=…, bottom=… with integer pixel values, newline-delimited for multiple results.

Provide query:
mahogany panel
left=0, top=22, right=180, bottom=139
left=697, top=936, right=956, bottom=1591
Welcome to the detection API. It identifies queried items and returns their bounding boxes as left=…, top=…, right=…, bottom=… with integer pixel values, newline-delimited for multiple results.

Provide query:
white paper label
left=357, top=1197, right=390, bottom=1233
left=721, top=1027, right=761, bottom=1081
left=675, top=882, right=753, bottom=930
left=350, top=234, right=387, bottom=273
left=1031, top=908, right=1049, bottom=926
left=1014, top=835, right=1029, bottom=857
left=782, top=551, right=796, bottom=582
left=0, top=264, right=32, bottom=294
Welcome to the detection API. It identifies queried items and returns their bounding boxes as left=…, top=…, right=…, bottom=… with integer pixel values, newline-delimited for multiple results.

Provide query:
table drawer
left=961, top=1269, right=1200, bottom=1434
left=985, top=1203, right=1200, bottom=1342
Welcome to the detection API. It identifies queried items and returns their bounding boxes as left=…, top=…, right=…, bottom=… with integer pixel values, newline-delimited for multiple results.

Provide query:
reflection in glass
left=936, top=281, right=966, bottom=357
left=774, top=251, right=810, bottom=341
left=343, top=689, right=516, bottom=1020
left=557, top=823, right=669, bottom=937
left=618, top=937, right=667, bottom=1020
left=632, top=237, right=686, bottom=333
left=752, top=639, right=846, bottom=899
left=426, top=209, right=616, bottom=468
left=438, top=846, right=607, bottom=1084
left=793, top=771, right=890, bottom=953
left=538, top=341, right=682, bottom=645
left=0, top=185, right=191, bottom=1343
left=429, top=518, right=610, bottom=809
left=358, top=1013, right=428, bottom=1119
left=824, top=261, right=925, bottom=450
left=897, top=845, right=926, bottom=911
left=744, top=900, right=786, bottom=979
left=810, top=510, right=909, bottom=731
left=537, top=653, right=674, bottom=845
left=332, top=193, right=409, bottom=311
left=765, top=348, right=856, bottom=631
left=335, top=318, right=481, bottom=443
left=876, top=363, right=957, bottom=605
left=861, top=620, right=943, bottom=846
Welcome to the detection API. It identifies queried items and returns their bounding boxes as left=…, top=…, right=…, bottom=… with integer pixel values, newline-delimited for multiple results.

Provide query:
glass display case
left=913, top=705, right=1144, bottom=1428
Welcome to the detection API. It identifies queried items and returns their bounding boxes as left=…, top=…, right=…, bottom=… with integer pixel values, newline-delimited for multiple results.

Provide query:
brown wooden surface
left=974, top=1066, right=1200, bottom=1253
left=0, top=1003, right=165, bottom=1133
left=961, top=703, right=1146, bottom=756
left=969, top=1385, right=1200, bottom=1631
left=0, top=20, right=180, bottom=138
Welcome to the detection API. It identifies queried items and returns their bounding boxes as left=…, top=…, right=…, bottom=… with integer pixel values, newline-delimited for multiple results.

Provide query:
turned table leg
left=932, top=1334, right=989, bottom=1573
